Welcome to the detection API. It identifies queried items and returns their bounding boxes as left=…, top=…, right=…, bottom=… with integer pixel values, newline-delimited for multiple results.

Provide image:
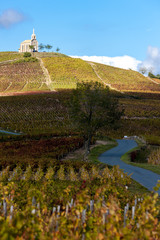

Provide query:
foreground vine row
left=0, top=164, right=159, bottom=239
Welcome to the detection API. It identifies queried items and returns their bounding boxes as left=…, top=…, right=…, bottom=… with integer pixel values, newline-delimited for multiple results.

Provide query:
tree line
left=139, top=67, right=160, bottom=79
left=38, top=43, right=60, bottom=53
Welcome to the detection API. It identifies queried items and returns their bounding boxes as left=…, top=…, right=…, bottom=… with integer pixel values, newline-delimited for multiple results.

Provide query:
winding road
left=99, top=139, right=160, bottom=195
left=0, top=129, right=22, bottom=136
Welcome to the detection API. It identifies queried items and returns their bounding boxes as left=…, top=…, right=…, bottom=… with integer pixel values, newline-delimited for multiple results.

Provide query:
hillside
left=0, top=60, right=49, bottom=92
left=42, top=57, right=100, bottom=89
left=91, top=62, right=160, bottom=93
left=0, top=52, right=23, bottom=62
left=0, top=52, right=160, bottom=94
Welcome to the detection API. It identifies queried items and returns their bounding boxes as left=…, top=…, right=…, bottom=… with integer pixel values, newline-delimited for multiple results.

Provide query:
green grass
left=127, top=178, right=150, bottom=195
left=88, top=139, right=149, bottom=194
left=88, top=140, right=117, bottom=164
left=121, top=144, right=160, bottom=175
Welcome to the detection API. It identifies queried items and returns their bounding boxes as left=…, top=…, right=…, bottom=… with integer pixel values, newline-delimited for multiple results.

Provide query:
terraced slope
left=0, top=52, right=160, bottom=93
left=0, top=61, right=49, bottom=93
left=42, top=57, right=100, bottom=89
left=92, top=62, right=160, bottom=93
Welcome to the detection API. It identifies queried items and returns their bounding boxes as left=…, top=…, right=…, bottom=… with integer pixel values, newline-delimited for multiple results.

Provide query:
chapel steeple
left=19, top=29, right=38, bottom=52
left=31, top=28, right=36, bottom=40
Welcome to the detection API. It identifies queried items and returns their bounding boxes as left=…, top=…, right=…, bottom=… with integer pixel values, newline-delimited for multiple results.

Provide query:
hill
left=42, top=57, right=100, bottom=89
left=0, top=52, right=23, bottom=62
left=0, top=60, right=49, bottom=93
left=0, top=51, right=160, bottom=94
left=90, top=62, right=160, bottom=93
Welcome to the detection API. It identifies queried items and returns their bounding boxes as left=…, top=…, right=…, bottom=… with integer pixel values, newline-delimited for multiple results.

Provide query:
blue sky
left=0, top=0, right=160, bottom=72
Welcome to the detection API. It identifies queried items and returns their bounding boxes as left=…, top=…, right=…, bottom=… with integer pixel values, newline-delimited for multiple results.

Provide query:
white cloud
left=0, top=9, right=25, bottom=28
left=71, top=55, right=142, bottom=71
left=139, top=46, right=160, bottom=74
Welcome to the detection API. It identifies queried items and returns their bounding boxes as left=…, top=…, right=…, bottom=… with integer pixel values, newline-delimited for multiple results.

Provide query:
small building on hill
left=19, top=29, right=38, bottom=53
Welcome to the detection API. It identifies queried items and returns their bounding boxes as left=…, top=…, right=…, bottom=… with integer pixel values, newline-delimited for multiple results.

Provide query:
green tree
left=45, top=44, right=53, bottom=52
left=56, top=47, right=60, bottom=53
left=148, top=72, right=156, bottom=78
left=29, top=45, right=35, bottom=56
left=39, top=43, right=45, bottom=52
left=29, top=45, right=34, bottom=52
left=69, top=81, right=123, bottom=157
left=156, top=74, right=160, bottom=79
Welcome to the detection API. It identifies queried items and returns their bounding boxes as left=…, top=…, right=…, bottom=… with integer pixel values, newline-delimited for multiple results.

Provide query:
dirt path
left=88, top=62, right=123, bottom=93
left=0, top=59, right=19, bottom=64
left=147, top=77, right=160, bottom=85
left=37, top=57, right=55, bottom=91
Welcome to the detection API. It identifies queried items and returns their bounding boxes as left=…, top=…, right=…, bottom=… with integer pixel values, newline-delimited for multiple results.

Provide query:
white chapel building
left=19, top=29, right=38, bottom=53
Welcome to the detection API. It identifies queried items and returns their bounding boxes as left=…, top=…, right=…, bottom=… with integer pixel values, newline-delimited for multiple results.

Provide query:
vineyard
left=0, top=162, right=159, bottom=239
left=42, top=57, right=100, bottom=89
left=0, top=52, right=160, bottom=94
left=92, top=62, right=160, bottom=93
left=1, top=52, right=160, bottom=238
left=1, top=91, right=160, bottom=144
left=0, top=136, right=84, bottom=170
left=0, top=91, right=71, bottom=135
left=148, top=147, right=160, bottom=165
left=0, top=61, right=50, bottom=93
left=120, top=97, right=160, bottom=118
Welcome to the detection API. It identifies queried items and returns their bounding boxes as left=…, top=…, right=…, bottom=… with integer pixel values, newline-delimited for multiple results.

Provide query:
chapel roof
left=21, top=40, right=31, bottom=44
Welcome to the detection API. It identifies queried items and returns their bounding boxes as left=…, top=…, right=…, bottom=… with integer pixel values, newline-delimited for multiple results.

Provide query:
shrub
left=23, top=52, right=31, bottom=58
left=148, top=72, right=156, bottom=78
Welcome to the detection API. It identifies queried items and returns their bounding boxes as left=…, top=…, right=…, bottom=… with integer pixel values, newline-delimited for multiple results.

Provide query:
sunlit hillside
left=92, top=62, right=160, bottom=93
left=42, top=57, right=100, bottom=89
left=0, top=52, right=160, bottom=93
left=0, top=60, right=49, bottom=93
left=0, top=52, right=23, bottom=62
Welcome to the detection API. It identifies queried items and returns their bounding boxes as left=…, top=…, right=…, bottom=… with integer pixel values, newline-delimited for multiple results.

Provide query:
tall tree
left=39, top=43, right=45, bottom=52
left=69, top=81, right=123, bottom=157
left=45, top=44, right=53, bottom=52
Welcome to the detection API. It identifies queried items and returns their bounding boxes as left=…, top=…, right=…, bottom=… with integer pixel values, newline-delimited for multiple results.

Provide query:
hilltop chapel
left=19, top=29, right=38, bottom=53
